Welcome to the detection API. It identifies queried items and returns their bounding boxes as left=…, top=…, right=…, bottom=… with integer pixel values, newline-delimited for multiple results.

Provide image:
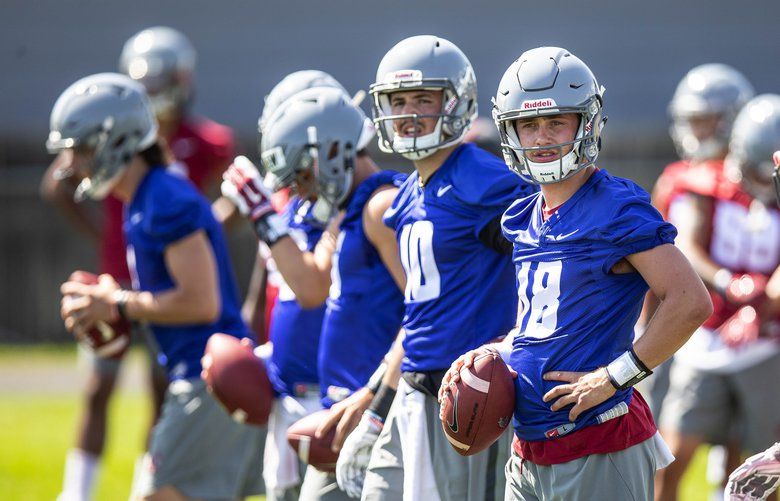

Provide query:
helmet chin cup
left=392, top=119, right=444, bottom=161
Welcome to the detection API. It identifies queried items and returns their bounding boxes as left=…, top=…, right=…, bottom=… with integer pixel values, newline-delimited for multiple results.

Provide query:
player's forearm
left=381, top=331, right=405, bottom=389
left=122, top=288, right=220, bottom=324
left=632, top=287, right=712, bottom=369
left=270, top=238, right=331, bottom=308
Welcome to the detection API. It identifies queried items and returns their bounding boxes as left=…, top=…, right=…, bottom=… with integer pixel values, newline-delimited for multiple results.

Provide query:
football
left=440, top=350, right=515, bottom=456
left=286, top=409, right=339, bottom=472
left=66, top=271, right=131, bottom=360
left=202, top=333, right=273, bottom=426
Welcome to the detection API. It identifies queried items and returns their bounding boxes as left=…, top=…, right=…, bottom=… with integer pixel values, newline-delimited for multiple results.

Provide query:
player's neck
left=112, top=157, right=150, bottom=203
left=540, top=166, right=596, bottom=209
left=414, top=144, right=459, bottom=186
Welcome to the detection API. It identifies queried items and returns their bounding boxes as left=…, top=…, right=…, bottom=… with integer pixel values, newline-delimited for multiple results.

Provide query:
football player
left=332, top=35, right=536, bottom=500
left=656, top=95, right=780, bottom=501
left=236, top=71, right=352, bottom=501
left=221, top=85, right=406, bottom=500
left=442, top=46, right=712, bottom=501
left=50, top=73, right=264, bottom=501
left=638, top=63, right=754, bottom=420
left=43, top=26, right=235, bottom=501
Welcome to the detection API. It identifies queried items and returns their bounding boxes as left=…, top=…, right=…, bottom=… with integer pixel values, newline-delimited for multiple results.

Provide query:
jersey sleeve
left=452, top=153, right=537, bottom=238
left=143, top=191, right=206, bottom=246
left=601, top=194, right=678, bottom=274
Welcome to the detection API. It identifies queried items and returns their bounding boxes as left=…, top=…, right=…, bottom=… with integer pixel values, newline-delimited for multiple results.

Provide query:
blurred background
left=0, top=0, right=778, bottom=498
left=2, top=0, right=779, bottom=343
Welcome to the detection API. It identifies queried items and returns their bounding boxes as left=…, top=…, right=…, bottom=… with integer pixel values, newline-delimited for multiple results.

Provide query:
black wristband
left=115, top=290, right=130, bottom=321
left=367, top=383, right=396, bottom=421
left=253, top=212, right=289, bottom=247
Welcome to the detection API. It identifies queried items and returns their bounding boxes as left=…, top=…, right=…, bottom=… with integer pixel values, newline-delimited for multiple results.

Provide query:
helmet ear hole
left=327, top=141, right=339, bottom=161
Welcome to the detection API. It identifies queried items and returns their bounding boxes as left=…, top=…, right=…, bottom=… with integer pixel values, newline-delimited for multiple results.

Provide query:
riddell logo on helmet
left=522, top=98, right=557, bottom=110
left=385, top=70, right=423, bottom=82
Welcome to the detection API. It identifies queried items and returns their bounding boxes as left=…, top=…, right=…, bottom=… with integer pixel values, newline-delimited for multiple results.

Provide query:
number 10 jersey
left=384, top=143, right=536, bottom=372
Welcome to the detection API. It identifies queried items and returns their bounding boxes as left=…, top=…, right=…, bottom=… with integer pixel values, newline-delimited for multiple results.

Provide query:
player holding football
left=442, top=46, right=712, bottom=501
left=235, top=71, right=354, bottom=501
left=221, top=85, right=406, bottom=500
left=331, top=35, right=536, bottom=500
left=42, top=27, right=236, bottom=501
left=50, top=73, right=264, bottom=501
left=656, top=94, right=780, bottom=501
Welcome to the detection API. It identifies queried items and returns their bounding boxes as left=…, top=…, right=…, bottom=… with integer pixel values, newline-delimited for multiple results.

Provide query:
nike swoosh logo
left=437, top=185, right=453, bottom=197
left=447, top=390, right=459, bottom=433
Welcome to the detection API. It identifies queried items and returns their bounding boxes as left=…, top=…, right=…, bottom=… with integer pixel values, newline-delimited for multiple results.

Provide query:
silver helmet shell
left=369, top=35, right=477, bottom=160
left=47, top=73, right=158, bottom=201
left=259, top=70, right=348, bottom=134
left=119, top=26, right=196, bottom=116
left=669, top=63, right=754, bottom=160
left=493, top=47, right=605, bottom=184
left=726, top=94, right=780, bottom=204
left=260, top=87, right=371, bottom=222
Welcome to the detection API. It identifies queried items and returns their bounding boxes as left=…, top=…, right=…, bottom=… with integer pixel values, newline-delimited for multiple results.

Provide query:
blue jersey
left=125, top=168, right=251, bottom=381
left=384, top=144, right=537, bottom=372
left=501, top=169, right=677, bottom=441
left=319, top=170, right=407, bottom=407
left=266, top=198, right=326, bottom=397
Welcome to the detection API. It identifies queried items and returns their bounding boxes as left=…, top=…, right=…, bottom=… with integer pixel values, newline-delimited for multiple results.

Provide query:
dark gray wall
left=1, top=0, right=779, bottom=341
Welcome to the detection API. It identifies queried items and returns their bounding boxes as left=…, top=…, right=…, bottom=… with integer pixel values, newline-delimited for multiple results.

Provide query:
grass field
left=0, top=345, right=712, bottom=500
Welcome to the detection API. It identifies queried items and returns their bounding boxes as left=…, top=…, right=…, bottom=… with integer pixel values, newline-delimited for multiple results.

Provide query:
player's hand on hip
left=335, top=411, right=383, bottom=498
left=220, top=156, right=274, bottom=221
left=315, top=387, right=373, bottom=452
left=725, top=442, right=780, bottom=501
left=542, top=368, right=616, bottom=421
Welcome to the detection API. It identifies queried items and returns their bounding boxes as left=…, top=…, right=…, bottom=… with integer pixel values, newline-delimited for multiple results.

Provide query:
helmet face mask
left=668, top=64, right=754, bottom=161
left=370, top=36, right=477, bottom=161
left=47, top=73, right=158, bottom=201
left=493, top=47, right=605, bottom=185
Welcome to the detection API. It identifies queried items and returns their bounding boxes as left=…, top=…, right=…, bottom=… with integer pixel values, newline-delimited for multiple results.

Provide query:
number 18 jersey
left=501, top=169, right=677, bottom=441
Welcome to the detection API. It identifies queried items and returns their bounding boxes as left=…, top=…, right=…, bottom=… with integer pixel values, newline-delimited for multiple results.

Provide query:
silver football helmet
left=260, top=87, right=372, bottom=222
left=119, top=26, right=196, bottom=116
left=47, top=73, right=158, bottom=201
left=493, top=47, right=606, bottom=184
left=259, top=70, right=348, bottom=133
left=725, top=94, right=780, bottom=204
left=669, top=64, right=754, bottom=161
left=369, top=35, right=477, bottom=160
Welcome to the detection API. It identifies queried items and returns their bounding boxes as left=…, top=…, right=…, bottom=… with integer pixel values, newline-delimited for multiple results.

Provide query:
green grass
left=0, top=345, right=713, bottom=500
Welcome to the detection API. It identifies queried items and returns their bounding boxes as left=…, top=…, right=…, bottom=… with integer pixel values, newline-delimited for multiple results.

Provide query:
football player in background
left=233, top=71, right=353, bottom=501
left=49, top=73, right=264, bottom=501
left=639, top=64, right=754, bottom=500
left=657, top=95, right=780, bottom=501
left=332, top=35, right=536, bottom=500
left=723, top=153, right=780, bottom=501
left=221, top=85, right=406, bottom=500
left=41, top=26, right=235, bottom=501
left=639, top=63, right=754, bottom=419
left=443, top=46, right=711, bottom=501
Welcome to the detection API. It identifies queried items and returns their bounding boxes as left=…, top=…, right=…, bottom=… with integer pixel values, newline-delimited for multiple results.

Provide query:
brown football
left=287, top=409, right=339, bottom=472
left=440, top=351, right=515, bottom=456
left=66, top=271, right=131, bottom=360
left=202, top=333, right=273, bottom=426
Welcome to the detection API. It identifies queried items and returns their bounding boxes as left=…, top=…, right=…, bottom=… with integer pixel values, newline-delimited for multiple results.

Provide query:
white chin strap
left=393, top=119, right=443, bottom=161
left=525, top=148, right=580, bottom=184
